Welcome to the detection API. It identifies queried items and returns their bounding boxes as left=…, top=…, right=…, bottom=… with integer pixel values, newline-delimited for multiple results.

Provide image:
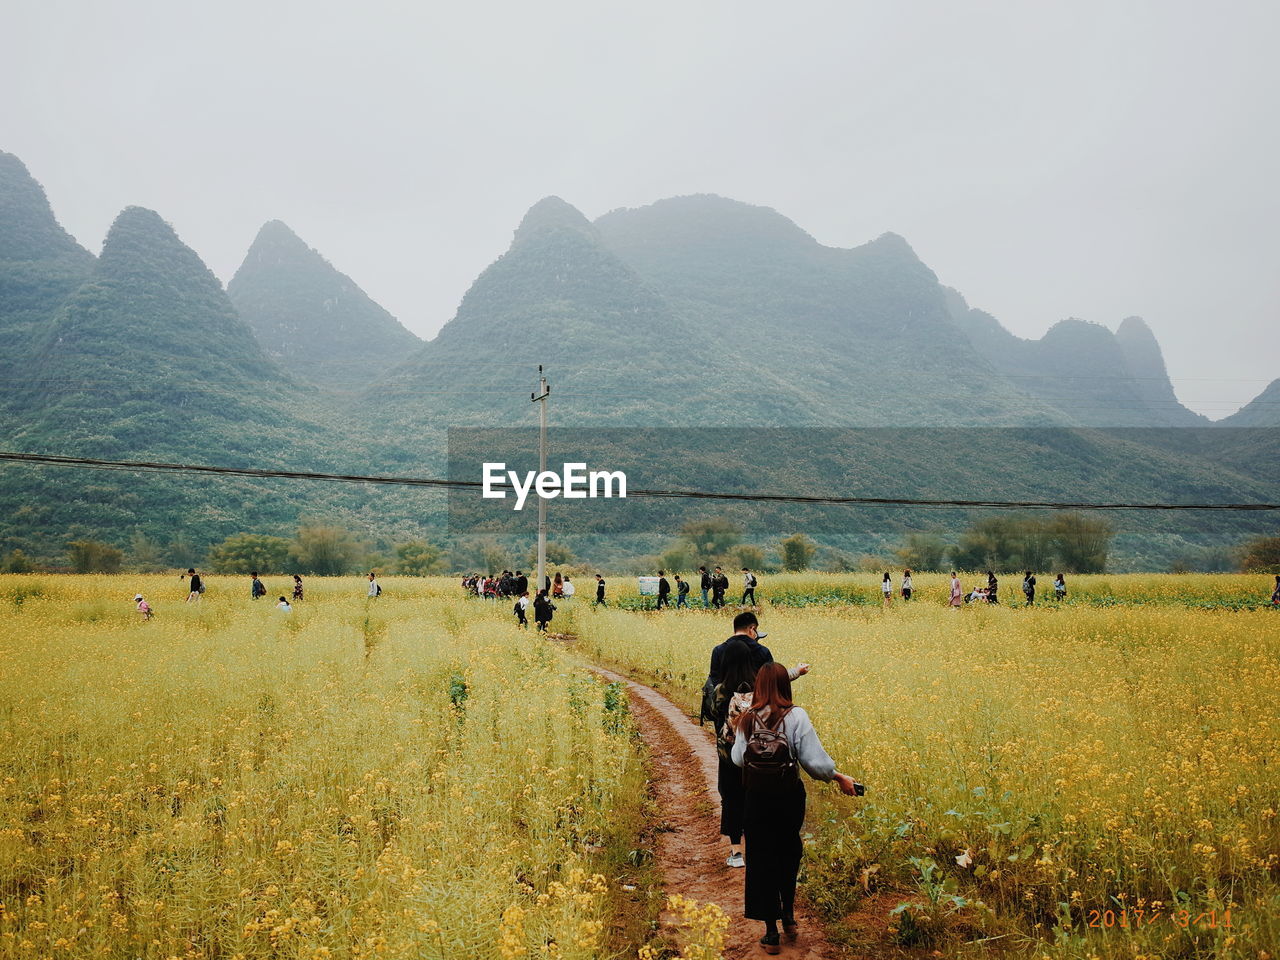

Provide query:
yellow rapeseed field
left=4, top=572, right=1278, bottom=959
left=578, top=572, right=1280, bottom=959
left=0, top=575, right=643, bottom=960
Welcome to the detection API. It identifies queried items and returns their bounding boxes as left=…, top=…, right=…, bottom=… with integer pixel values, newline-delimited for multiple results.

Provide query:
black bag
left=742, top=710, right=800, bottom=793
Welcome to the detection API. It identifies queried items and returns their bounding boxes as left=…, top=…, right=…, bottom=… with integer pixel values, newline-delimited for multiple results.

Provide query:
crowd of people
left=133, top=568, right=1279, bottom=626
left=461, top=569, right=586, bottom=601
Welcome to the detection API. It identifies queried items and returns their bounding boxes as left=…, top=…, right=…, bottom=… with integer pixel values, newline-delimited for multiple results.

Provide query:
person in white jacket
left=731, top=662, right=860, bottom=953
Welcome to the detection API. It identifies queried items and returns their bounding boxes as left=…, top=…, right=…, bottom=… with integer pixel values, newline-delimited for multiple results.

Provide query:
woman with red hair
left=731, top=662, right=860, bottom=953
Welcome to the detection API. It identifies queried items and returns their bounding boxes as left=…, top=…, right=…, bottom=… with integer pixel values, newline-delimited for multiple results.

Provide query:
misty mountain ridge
left=0, top=150, right=1275, bottom=567
left=0, top=152, right=96, bottom=410
left=228, top=220, right=422, bottom=392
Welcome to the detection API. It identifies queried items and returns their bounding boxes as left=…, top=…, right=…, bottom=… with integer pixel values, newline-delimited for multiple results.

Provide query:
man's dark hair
left=699, top=565, right=706, bottom=572
left=732, top=611, right=759, bottom=633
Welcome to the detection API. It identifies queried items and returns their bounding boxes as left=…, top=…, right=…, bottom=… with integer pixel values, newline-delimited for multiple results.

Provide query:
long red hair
left=736, top=662, right=793, bottom=733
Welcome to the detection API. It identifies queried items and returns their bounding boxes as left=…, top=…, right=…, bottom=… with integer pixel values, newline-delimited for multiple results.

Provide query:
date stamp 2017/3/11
left=1086, top=908, right=1232, bottom=930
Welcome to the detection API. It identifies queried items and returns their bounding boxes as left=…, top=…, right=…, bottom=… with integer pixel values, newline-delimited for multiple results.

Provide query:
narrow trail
left=590, top=666, right=844, bottom=960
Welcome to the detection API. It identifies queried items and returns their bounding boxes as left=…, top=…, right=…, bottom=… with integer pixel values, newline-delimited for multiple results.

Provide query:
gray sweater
left=730, top=706, right=837, bottom=782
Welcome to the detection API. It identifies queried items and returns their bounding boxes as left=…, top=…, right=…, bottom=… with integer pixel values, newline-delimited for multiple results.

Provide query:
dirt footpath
left=591, top=666, right=843, bottom=960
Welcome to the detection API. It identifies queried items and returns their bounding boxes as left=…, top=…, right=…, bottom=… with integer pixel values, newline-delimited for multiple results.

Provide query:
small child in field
left=135, top=594, right=153, bottom=620
left=276, top=596, right=292, bottom=612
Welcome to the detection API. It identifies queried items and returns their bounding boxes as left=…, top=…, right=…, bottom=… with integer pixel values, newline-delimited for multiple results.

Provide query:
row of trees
left=3, top=518, right=1275, bottom=576
left=651, top=515, right=1116, bottom=576
left=898, top=513, right=1116, bottom=574
left=0, top=526, right=446, bottom=576
left=206, top=526, right=445, bottom=576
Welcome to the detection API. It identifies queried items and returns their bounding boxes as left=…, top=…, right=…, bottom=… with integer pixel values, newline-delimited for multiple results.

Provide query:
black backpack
left=742, top=709, right=800, bottom=793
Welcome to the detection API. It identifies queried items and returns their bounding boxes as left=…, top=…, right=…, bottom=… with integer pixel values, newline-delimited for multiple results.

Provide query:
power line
left=1, top=450, right=1276, bottom=512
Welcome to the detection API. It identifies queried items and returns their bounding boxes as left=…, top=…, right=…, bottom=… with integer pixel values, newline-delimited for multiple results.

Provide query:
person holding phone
left=731, top=663, right=862, bottom=953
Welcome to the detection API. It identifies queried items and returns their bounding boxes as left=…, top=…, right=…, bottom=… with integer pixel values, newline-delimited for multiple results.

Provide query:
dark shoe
left=782, top=919, right=798, bottom=942
left=760, top=931, right=781, bottom=955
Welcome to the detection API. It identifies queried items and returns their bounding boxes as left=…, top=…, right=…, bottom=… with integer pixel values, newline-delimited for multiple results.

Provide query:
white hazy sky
left=3, top=0, right=1276, bottom=417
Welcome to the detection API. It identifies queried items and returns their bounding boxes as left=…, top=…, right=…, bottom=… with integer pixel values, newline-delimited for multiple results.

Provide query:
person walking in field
left=675, top=574, right=690, bottom=608
left=1022, top=571, right=1037, bottom=606
left=742, top=567, right=758, bottom=606
left=701, top=612, right=809, bottom=721
left=135, top=593, right=153, bottom=620
left=901, top=569, right=913, bottom=601
left=1270, top=574, right=1279, bottom=606
left=1054, top=573, right=1067, bottom=601
left=250, top=572, right=266, bottom=600
left=185, top=568, right=203, bottom=603
left=949, top=571, right=963, bottom=608
left=533, top=589, right=555, bottom=632
left=367, top=572, right=381, bottom=598
left=292, top=575, right=304, bottom=602
left=594, top=574, right=607, bottom=606
left=514, top=591, right=530, bottom=628
left=656, top=570, right=671, bottom=610
left=986, top=571, right=999, bottom=604
left=712, top=635, right=813, bottom=871
left=712, top=566, right=728, bottom=608
left=699, top=565, right=711, bottom=607
left=881, top=572, right=892, bottom=608
left=731, top=662, right=861, bottom=953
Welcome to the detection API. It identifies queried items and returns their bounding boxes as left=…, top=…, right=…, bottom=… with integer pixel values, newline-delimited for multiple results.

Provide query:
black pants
left=656, top=594, right=669, bottom=609
left=742, top=588, right=755, bottom=605
left=712, top=590, right=725, bottom=608
left=743, top=782, right=805, bottom=922
left=717, top=757, right=745, bottom=844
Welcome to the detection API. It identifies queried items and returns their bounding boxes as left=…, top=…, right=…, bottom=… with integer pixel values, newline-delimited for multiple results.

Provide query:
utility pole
left=531, top=366, right=550, bottom=596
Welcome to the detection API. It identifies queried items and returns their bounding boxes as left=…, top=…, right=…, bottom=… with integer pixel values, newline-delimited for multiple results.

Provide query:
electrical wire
left=1, top=451, right=1275, bottom=511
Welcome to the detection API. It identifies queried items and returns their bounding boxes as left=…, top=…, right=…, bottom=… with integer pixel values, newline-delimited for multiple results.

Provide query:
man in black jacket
left=700, top=612, right=809, bottom=722
left=656, top=570, right=671, bottom=609
left=699, top=566, right=711, bottom=608
left=711, top=566, right=727, bottom=608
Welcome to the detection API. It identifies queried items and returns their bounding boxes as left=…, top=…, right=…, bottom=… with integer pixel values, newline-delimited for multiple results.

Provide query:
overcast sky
left=3, top=0, right=1276, bottom=417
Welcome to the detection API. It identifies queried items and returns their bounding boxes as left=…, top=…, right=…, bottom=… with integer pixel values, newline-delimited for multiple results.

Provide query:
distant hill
left=593, top=195, right=1050, bottom=425
left=0, top=205, right=441, bottom=557
left=0, top=152, right=95, bottom=413
left=942, top=289, right=1206, bottom=426
left=228, top=220, right=421, bottom=392
left=375, top=196, right=820, bottom=427
left=0, top=151, right=1274, bottom=569
left=1220, top=378, right=1280, bottom=428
